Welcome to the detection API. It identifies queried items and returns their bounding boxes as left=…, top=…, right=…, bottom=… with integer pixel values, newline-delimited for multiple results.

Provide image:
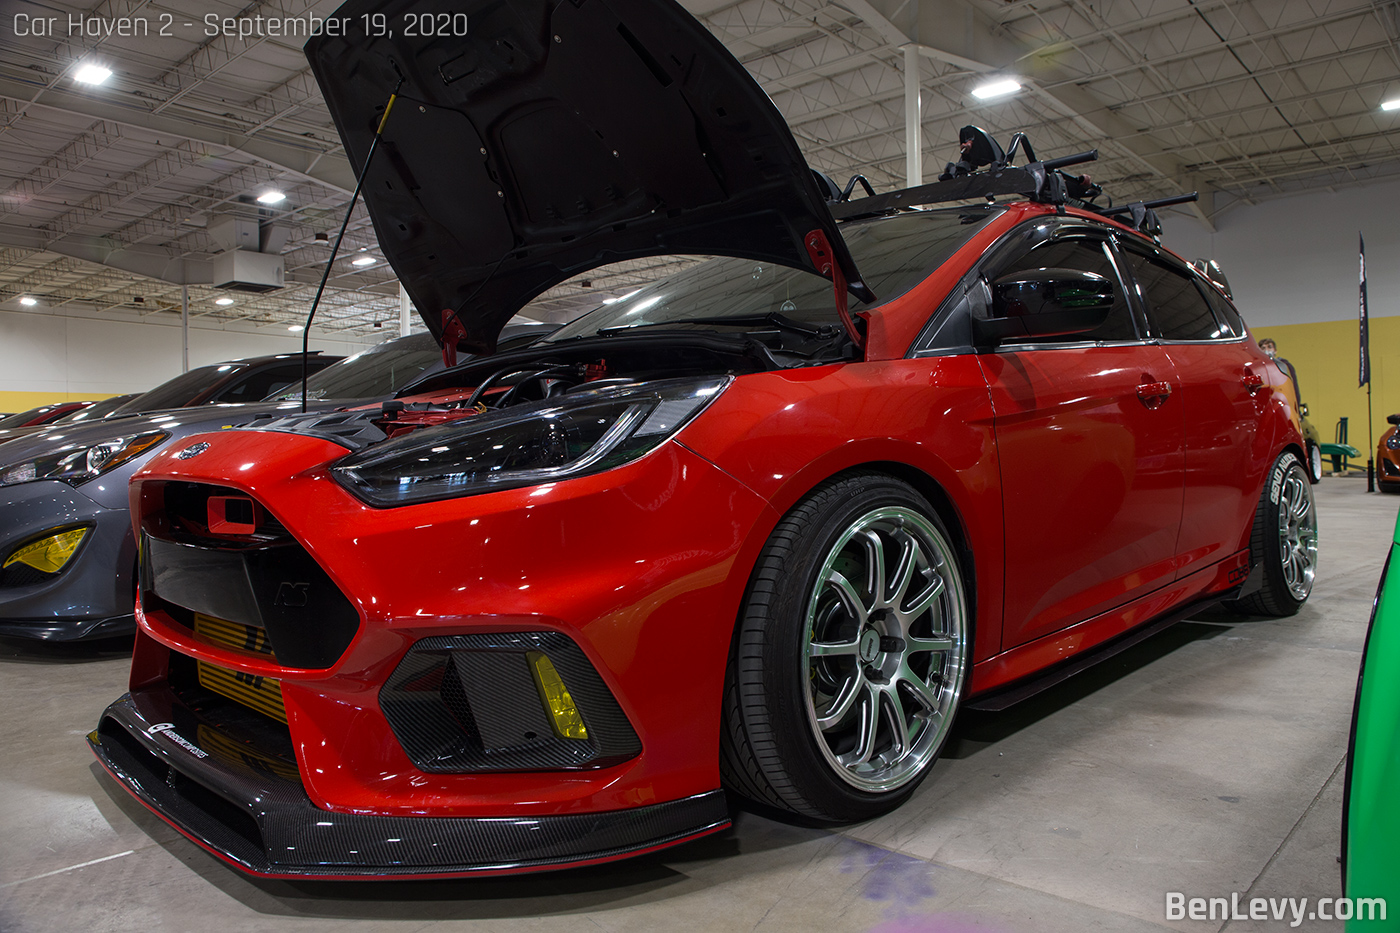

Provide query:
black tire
left=1381, top=483, right=1400, bottom=496
left=1307, top=442, right=1323, bottom=484
left=720, top=472, right=970, bottom=822
left=1226, top=451, right=1318, bottom=616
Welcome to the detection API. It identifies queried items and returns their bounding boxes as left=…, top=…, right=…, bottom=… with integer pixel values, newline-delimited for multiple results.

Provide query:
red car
left=89, top=0, right=1314, bottom=880
left=0, top=401, right=90, bottom=428
left=1380, top=414, right=1400, bottom=493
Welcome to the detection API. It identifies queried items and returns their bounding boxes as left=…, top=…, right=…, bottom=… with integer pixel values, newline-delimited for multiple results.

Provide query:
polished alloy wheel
left=1276, top=465, right=1318, bottom=601
left=802, top=507, right=967, bottom=792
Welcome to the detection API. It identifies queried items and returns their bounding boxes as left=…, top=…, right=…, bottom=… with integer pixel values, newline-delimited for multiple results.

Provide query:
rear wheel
left=1228, top=451, right=1317, bottom=616
left=721, top=473, right=969, bottom=821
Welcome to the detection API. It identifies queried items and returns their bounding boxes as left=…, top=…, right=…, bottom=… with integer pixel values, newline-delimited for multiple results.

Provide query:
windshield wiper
left=594, top=312, right=842, bottom=339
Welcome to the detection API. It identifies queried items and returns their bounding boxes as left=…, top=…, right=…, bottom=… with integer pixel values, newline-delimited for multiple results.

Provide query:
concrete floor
left=2, top=477, right=1395, bottom=933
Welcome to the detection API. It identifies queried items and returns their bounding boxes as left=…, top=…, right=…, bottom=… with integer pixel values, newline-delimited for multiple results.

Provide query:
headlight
left=333, top=376, right=730, bottom=506
left=0, top=431, right=169, bottom=487
left=1387, top=433, right=1400, bottom=451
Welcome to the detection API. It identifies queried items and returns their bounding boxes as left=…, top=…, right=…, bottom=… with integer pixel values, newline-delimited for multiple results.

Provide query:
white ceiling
left=0, top=0, right=1396, bottom=335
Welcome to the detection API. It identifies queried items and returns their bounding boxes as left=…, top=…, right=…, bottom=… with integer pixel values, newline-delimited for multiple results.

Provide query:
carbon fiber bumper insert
left=89, top=687, right=727, bottom=877
left=381, top=632, right=643, bottom=772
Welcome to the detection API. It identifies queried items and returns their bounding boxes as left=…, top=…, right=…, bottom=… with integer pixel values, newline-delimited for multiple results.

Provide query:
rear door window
left=1200, top=282, right=1246, bottom=337
left=1119, top=248, right=1228, bottom=341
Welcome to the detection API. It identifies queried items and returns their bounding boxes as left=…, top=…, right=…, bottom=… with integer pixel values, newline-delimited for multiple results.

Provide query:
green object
left=1322, top=443, right=1362, bottom=459
left=1344, top=509, right=1400, bottom=928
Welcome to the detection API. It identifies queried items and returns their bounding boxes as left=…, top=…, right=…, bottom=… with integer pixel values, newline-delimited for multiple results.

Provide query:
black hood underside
left=306, top=0, right=870, bottom=354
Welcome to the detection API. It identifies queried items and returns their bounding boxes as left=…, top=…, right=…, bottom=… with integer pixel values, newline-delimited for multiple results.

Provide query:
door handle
left=1242, top=371, right=1264, bottom=394
left=1136, top=381, right=1172, bottom=409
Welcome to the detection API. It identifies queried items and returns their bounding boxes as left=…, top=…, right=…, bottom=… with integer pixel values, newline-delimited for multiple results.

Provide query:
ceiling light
left=256, top=191, right=286, bottom=205
left=19, top=296, right=37, bottom=306
left=351, top=256, right=377, bottom=266
left=972, top=78, right=1021, bottom=100
left=1383, top=98, right=1400, bottom=112
left=215, top=297, right=234, bottom=306
left=74, top=64, right=112, bottom=86
left=288, top=324, right=304, bottom=332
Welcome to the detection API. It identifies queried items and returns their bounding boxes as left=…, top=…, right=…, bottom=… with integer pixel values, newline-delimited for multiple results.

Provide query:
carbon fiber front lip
left=0, top=614, right=135, bottom=641
left=89, top=689, right=731, bottom=878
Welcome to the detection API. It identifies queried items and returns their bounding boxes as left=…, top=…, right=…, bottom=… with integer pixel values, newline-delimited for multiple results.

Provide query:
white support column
left=903, top=44, right=923, bottom=188
left=399, top=282, right=412, bottom=337
left=180, top=285, right=189, bottom=372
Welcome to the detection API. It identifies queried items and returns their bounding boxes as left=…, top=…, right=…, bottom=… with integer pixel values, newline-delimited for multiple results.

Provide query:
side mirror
left=975, top=268, right=1115, bottom=344
left=1388, top=414, right=1400, bottom=427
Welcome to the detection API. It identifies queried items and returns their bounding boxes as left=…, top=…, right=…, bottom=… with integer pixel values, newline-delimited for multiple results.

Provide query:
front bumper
left=90, top=686, right=729, bottom=878
left=0, top=480, right=137, bottom=640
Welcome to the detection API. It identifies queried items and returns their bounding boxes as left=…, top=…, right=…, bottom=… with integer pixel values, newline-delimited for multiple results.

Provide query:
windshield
left=546, top=206, right=1002, bottom=342
left=113, top=364, right=234, bottom=415
left=270, top=334, right=442, bottom=401
left=52, top=394, right=135, bottom=424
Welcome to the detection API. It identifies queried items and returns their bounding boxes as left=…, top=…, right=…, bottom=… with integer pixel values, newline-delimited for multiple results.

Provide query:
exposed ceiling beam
left=836, top=0, right=1219, bottom=229
left=0, top=76, right=354, bottom=194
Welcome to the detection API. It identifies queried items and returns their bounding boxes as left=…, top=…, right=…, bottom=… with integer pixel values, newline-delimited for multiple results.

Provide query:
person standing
left=1259, top=337, right=1301, bottom=408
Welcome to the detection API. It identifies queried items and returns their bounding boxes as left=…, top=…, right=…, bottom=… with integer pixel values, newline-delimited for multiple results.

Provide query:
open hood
left=306, top=0, right=870, bottom=354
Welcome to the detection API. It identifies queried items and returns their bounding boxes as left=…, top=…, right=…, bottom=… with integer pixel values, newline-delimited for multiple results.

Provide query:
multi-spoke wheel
left=721, top=473, right=969, bottom=821
left=1226, top=451, right=1317, bottom=616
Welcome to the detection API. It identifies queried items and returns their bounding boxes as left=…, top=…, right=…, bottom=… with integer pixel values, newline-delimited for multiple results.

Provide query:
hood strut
left=299, top=78, right=403, bottom=413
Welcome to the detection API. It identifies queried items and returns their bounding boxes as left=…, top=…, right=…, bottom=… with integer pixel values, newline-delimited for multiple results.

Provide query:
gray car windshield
left=271, top=334, right=441, bottom=401
left=546, top=205, right=1002, bottom=341
left=112, top=363, right=233, bottom=415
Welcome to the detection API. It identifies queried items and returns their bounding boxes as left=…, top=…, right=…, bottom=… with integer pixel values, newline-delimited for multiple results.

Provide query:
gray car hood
left=0, top=403, right=303, bottom=466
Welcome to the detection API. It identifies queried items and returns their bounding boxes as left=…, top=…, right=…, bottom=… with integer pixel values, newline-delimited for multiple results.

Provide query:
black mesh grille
left=0, top=562, right=52, bottom=589
left=381, top=632, right=641, bottom=773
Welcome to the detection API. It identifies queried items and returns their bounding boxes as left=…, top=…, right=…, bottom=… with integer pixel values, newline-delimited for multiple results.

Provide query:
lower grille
left=193, top=613, right=287, bottom=724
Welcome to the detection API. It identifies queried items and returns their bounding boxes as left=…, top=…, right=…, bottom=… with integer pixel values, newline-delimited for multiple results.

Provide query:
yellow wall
left=0, top=390, right=118, bottom=414
left=1255, top=316, right=1398, bottom=459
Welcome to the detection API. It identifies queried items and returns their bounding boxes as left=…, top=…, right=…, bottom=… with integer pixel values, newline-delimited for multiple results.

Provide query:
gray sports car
left=0, top=327, right=551, bottom=641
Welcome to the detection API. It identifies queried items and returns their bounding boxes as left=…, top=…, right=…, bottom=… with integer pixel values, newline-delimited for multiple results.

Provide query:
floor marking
left=1, top=850, right=136, bottom=887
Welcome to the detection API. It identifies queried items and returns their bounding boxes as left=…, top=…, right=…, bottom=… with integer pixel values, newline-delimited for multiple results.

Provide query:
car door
left=1116, top=241, right=1265, bottom=577
left=976, top=224, right=1186, bottom=650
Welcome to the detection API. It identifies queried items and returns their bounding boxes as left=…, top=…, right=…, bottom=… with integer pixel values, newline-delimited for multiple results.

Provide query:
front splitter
left=89, top=689, right=730, bottom=879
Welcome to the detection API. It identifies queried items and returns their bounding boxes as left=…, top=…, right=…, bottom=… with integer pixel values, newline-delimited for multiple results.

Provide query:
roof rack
left=829, top=148, right=1098, bottom=220
left=828, top=127, right=1198, bottom=241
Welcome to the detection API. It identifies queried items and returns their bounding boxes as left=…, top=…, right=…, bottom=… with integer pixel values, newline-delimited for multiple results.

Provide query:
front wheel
left=1227, top=451, right=1318, bottom=616
left=721, top=473, right=970, bottom=822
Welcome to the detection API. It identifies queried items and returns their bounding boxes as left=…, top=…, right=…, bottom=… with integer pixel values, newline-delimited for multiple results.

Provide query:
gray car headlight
left=0, top=431, right=169, bottom=487
left=332, top=376, right=730, bottom=506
